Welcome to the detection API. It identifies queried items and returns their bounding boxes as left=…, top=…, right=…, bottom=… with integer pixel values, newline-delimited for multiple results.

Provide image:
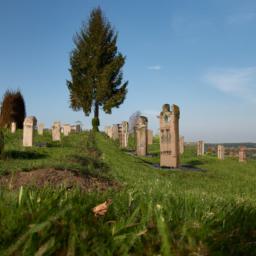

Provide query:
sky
left=1, top=0, right=256, bottom=142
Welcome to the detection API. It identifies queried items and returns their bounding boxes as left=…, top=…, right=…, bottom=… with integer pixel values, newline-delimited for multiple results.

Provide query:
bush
left=0, top=129, right=4, bottom=156
left=0, top=90, right=26, bottom=129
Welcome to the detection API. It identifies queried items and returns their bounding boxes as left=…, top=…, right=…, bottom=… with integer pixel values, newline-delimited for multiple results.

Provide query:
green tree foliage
left=0, top=90, right=26, bottom=129
left=67, top=7, right=128, bottom=131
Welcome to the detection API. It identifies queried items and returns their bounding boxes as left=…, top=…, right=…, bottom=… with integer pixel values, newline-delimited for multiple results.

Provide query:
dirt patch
left=0, top=169, right=119, bottom=191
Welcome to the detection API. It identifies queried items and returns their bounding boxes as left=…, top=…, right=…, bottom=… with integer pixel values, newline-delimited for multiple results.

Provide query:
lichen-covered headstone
left=120, top=121, right=129, bottom=148
left=23, top=116, right=37, bottom=147
left=38, top=123, right=44, bottom=135
left=63, top=124, right=71, bottom=136
left=112, top=124, right=119, bottom=140
left=217, top=145, right=225, bottom=160
left=159, top=104, right=180, bottom=168
left=179, top=136, right=184, bottom=154
left=239, top=146, right=247, bottom=162
left=147, top=129, right=153, bottom=145
left=136, top=116, right=148, bottom=156
left=197, top=141, right=205, bottom=156
left=52, top=122, right=61, bottom=141
left=11, top=122, right=16, bottom=133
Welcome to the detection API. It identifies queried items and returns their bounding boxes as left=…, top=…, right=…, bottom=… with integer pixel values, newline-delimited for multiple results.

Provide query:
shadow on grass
left=70, top=155, right=110, bottom=173
left=4, top=150, right=47, bottom=160
left=185, top=160, right=205, bottom=167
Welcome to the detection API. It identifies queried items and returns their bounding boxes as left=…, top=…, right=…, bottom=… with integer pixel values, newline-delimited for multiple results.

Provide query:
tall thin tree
left=67, top=7, right=128, bottom=131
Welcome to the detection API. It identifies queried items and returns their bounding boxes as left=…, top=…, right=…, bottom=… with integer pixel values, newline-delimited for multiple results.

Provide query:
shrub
left=0, top=129, right=4, bottom=156
left=0, top=90, right=26, bottom=129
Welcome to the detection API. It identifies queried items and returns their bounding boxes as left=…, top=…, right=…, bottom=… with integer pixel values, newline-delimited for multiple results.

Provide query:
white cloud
left=204, top=67, right=256, bottom=103
left=227, top=12, right=256, bottom=25
left=147, top=65, right=162, bottom=71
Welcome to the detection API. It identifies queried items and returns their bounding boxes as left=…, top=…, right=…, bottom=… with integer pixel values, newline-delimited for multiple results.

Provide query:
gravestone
left=179, top=136, right=184, bottom=154
left=38, top=123, right=44, bottom=135
left=217, top=145, right=225, bottom=160
left=52, top=122, right=61, bottom=141
left=63, top=124, right=71, bottom=136
left=107, top=126, right=113, bottom=138
left=112, top=124, right=119, bottom=140
left=120, top=121, right=129, bottom=148
left=159, top=104, right=180, bottom=168
left=239, top=146, right=247, bottom=162
left=136, top=116, right=148, bottom=156
left=71, top=124, right=81, bottom=133
left=197, top=141, right=205, bottom=156
left=23, top=116, right=37, bottom=147
left=11, top=122, right=16, bottom=133
left=147, top=129, right=153, bottom=145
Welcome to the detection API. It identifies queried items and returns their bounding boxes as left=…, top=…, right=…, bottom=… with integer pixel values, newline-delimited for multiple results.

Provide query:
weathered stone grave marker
left=52, top=122, right=61, bottom=141
left=159, top=104, right=180, bottom=168
left=38, top=123, right=44, bottom=135
left=197, top=141, right=205, bottom=156
left=11, top=122, right=16, bottom=133
left=147, top=129, right=153, bottom=145
left=179, top=136, right=184, bottom=155
left=136, top=116, right=148, bottom=156
left=63, top=124, right=71, bottom=136
left=23, top=116, right=37, bottom=147
left=217, top=145, right=225, bottom=160
left=239, top=146, right=247, bottom=162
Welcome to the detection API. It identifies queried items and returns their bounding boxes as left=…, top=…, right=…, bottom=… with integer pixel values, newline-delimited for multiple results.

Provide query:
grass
left=1, top=130, right=256, bottom=255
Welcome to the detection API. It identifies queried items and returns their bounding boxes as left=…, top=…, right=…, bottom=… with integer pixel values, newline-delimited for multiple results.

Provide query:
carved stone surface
left=197, top=141, right=205, bottom=156
left=11, top=122, right=16, bottom=133
left=147, top=129, right=153, bottom=145
left=112, top=124, right=119, bottom=140
left=217, top=145, right=225, bottom=160
left=63, top=124, right=71, bottom=136
left=136, top=116, right=148, bottom=156
left=38, top=123, right=44, bottom=135
left=239, top=146, right=247, bottom=162
left=23, top=116, right=37, bottom=147
left=52, top=121, right=61, bottom=141
left=159, top=104, right=180, bottom=168
left=120, top=121, right=129, bottom=148
left=179, top=136, right=184, bottom=154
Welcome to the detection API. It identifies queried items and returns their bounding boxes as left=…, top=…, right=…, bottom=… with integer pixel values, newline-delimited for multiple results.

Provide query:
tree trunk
left=92, top=102, right=100, bottom=131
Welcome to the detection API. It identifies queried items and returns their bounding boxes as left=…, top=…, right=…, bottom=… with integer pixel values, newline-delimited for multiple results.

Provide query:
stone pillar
left=11, top=122, right=16, bottom=133
left=63, top=124, right=71, bottom=136
left=217, top=145, right=225, bottom=160
left=112, top=124, right=119, bottom=140
left=120, top=121, right=129, bottom=148
left=136, top=116, right=148, bottom=156
left=239, top=146, right=247, bottom=162
left=38, top=123, right=44, bottom=135
left=160, top=104, right=180, bottom=168
left=179, top=136, right=184, bottom=154
left=23, top=116, right=37, bottom=147
left=52, top=122, right=61, bottom=141
left=147, top=129, right=153, bottom=145
left=197, top=141, right=205, bottom=156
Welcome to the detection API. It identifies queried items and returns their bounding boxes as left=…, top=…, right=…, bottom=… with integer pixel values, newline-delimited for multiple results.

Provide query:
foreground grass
left=1, top=131, right=256, bottom=255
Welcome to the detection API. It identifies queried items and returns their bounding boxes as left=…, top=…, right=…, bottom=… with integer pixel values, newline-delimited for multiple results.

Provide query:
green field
left=1, top=130, right=256, bottom=255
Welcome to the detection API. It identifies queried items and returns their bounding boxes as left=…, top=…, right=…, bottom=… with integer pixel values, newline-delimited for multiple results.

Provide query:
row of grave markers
left=10, top=117, right=81, bottom=147
left=105, top=104, right=182, bottom=168
left=197, top=141, right=247, bottom=162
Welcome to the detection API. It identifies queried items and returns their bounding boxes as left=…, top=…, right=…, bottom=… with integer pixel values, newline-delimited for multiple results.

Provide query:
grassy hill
left=1, top=130, right=256, bottom=255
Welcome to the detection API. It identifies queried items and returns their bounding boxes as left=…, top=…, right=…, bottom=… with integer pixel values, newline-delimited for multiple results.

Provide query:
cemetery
left=1, top=2, right=256, bottom=256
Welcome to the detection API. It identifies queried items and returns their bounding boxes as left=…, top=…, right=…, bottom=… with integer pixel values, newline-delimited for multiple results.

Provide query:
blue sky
left=1, top=0, right=256, bottom=142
